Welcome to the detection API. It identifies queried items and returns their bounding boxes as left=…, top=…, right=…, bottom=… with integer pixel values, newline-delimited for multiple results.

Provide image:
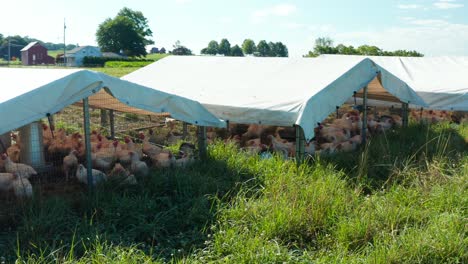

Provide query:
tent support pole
left=402, top=103, right=409, bottom=128
left=361, top=86, right=368, bottom=145
left=419, top=107, right=424, bottom=124
left=100, top=109, right=108, bottom=128
left=295, top=125, right=305, bottom=166
left=182, top=122, right=188, bottom=140
left=82, top=98, right=94, bottom=190
left=197, top=126, right=207, bottom=160
left=46, top=113, right=55, bottom=139
left=109, top=110, right=115, bottom=140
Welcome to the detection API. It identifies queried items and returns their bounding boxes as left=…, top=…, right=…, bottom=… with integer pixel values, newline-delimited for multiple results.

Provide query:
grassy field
left=47, top=49, right=63, bottom=58
left=0, top=122, right=466, bottom=263
left=0, top=53, right=168, bottom=77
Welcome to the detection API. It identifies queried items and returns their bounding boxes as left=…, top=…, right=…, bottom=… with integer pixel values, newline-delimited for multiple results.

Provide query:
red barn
left=21, top=42, right=55, bottom=65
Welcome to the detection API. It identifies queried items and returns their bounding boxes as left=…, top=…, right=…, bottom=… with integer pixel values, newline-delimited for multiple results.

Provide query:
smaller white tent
left=122, top=56, right=426, bottom=140
left=0, top=68, right=224, bottom=136
left=320, top=55, right=468, bottom=111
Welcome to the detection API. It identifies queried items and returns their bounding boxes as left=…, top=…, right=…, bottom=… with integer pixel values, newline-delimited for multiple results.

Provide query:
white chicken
left=63, top=150, right=78, bottom=181
left=130, top=151, right=149, bottom=177
left=1, top=153, right=37, bottom=179
left=75, top=164, right=107, bottom=185
left=268, top=135, right=295, bottom=157
left=0, top=173, right=33, bottom=198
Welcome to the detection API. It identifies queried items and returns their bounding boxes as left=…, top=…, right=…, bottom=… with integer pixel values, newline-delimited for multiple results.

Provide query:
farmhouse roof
left=67, top=45, right=99, bottom=54
left=0, top=68, right=224, bottom=135
left=20, top=41, right=39, bottom=51
left=122, top=56, right=427, bottom=141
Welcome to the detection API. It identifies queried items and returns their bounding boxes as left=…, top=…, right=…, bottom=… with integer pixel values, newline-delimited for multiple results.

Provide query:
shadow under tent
left=0, top=68, right=224, bottom=193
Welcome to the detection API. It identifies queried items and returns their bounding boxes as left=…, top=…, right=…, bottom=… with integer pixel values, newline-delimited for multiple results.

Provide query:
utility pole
left=63, top=18, right=66, bottom=66
left=7, top=38, right=11, bottom=65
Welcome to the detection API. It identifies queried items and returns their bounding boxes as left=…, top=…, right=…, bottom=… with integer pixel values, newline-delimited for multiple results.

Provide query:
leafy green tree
left=218, top=38, right=231, bottom=56
left=97, top=16, right=146, bottom=57
left=230, top=45, right=244, bottom=57
left=313, top=37, right=337, bottom=55
left=304, top=37, right=423, bottom=57
left=171, top=40, right=192, bottom=55
left=117, top=7, right=154, bottom=46
left=256, top=40, right=270, bottom=57
left=0, top=35, right=28, bottom=60
left=242, top=39, right=256, bottom=55
left=336, top=44, right=357, bottom=55
left=96, top=7, right=153, bottom=57
left=201, top=40, right=219, bottom=55
left=270, top=42, right=288, bottom=57
left=391, top=50, right=424, bottom=57
left=357, top=45, right=382, bottom=56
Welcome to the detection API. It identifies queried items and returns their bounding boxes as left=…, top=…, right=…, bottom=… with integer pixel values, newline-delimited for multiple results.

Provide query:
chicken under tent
left=0, top=68, right=224, bottom=198
left=122, top=55, right=428, bottom=163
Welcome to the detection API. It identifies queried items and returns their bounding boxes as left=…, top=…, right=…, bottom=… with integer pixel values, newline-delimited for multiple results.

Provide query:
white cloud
left=252, top=4, right=297, bottom=23
left=397, top=4, right=423, bottom=9
left=433, top=0, right=464, bottom=9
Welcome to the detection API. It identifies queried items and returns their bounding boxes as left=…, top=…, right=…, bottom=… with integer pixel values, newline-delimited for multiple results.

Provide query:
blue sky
left=1, top=0, right=467, bottom=57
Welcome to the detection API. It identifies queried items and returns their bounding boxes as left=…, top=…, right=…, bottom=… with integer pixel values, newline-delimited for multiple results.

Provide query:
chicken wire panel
left=213, top=103, right=465, bottom=159
left=0, top=101, right=199, bottom=201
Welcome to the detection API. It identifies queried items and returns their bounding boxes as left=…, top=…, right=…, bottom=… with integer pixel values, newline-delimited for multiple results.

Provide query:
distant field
left=146, top=53, right=169, bottom=60
left=47, top=50, right=168, bottom=62
left=1, top=54, right=169, bottom=77
left=87, top=67, right=140, bottom=77
left=47, top=49, right=64, bottom=58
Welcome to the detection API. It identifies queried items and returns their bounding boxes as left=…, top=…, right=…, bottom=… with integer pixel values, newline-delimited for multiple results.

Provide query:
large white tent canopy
left=320, top=55, right=468, bottom=111
left=122, top=56, right=426, bottom=140
left=0, top=68, right=224, bottom=135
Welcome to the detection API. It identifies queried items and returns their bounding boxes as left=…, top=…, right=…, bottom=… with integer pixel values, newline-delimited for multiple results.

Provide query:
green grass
left=87, top=67, right=140, bottom=77
left=105, top=61, right=154, bottom=68
left=146, top=53, right=169, bottom=61
left=0, top=123, right=467, bottom=263
left=47, top=50, right=64, bottom=58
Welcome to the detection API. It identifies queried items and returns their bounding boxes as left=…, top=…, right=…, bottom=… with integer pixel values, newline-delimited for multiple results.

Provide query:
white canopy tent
left=122, top=56, right=426, bottom=141
left=0, top=68, right=224, bottom=136
left=320, top=55, right=468, bottom=111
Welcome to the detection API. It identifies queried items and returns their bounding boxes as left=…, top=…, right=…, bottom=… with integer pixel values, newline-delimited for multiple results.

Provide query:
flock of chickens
left=0, top=107, right=464, bottom=199
left=0, top=123, right=196, bottom=198
left=212, top=108, right=463, bottom=158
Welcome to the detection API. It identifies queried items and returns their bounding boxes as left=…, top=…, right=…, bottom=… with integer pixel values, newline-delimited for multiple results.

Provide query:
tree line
left=304, top=37, right=424, bottom=57
left=2, top=9, right=425, bottom=61
left=201, top=39, right=288, bottom=57
left=0, top=33, right=77, bottom=60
